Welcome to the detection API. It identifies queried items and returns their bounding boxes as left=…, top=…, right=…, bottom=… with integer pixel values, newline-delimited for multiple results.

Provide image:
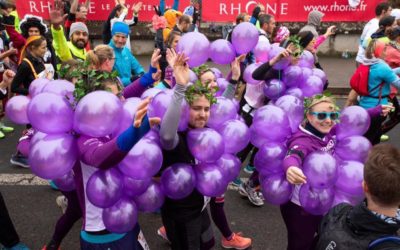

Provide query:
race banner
left=15, top=0, right=190, bottom=21
left=202, top=0, right=380, bottom=22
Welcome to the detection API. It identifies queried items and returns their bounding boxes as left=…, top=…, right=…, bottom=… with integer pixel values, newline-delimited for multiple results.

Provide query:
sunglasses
left=310, top=111, right=340, bottom=121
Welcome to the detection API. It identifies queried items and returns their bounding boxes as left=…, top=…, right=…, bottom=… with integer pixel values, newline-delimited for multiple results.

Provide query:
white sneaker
left=56, top=195, right=68, bottom=214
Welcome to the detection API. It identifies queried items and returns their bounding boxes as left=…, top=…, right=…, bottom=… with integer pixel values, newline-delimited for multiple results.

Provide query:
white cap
left=392, top=9, right=400, bottom=20
left=348, top=0, right=361, bottom=8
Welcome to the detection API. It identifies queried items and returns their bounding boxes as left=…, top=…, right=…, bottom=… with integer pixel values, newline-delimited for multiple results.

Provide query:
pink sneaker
left=157, top=226, right=170, bottom=243
left=221, top=232, right=252, bottom=249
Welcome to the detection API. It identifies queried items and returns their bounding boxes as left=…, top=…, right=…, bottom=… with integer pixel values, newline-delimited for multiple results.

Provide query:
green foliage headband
left=185, top=80, right=217, bottom=105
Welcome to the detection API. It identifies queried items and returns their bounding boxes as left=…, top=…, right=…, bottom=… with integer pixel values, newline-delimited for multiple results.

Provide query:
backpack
left=350, top=64, right=384, bottom=98
left=368, top=236, right=400, bottom=250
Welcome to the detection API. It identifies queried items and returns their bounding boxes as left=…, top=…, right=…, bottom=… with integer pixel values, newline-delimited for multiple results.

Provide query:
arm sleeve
left=51, top=26, right=73, bottom=62
left=222, top=79, right=238, bottom=99
left=139, top=65, right=158, bottom=87
left=314, top=35, right=327, bottom=49
left=11, top=63, right=29, bottom=95
left=160, top=84, right=186, bottom=150
left=160, top=0, right=166, bottom=15
left=250, top=6, right=261, bottom=25
left=172, top=0, right=179, bottom=10
left=366, top=105, right=382, bottom=118
left=3, top=16, right=26, bottom=50
left=252, top=61, right=276, bottom=80
left=282, top=140, right=310, bottom=172
left=116, top=115, right=150, bottom=151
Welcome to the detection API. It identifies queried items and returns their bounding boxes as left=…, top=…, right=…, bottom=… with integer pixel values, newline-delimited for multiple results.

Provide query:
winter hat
left=307, top=10, right=324, bottom=26
left=274, top=26, right=290, bottom=43
left=69, top=22, right=88, bottom=38
left=111, top=21, right=129, bottom=37
left=20, top=14, right=48, bottom=38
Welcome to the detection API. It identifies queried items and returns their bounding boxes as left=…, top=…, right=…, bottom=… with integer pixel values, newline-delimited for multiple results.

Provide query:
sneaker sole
left=10, top=159, right=30, bottom=168
left=221, top=242, right=251, bottom=250
left=243, top=169, right=254, bottom=174
left=157, top=231, right=170, bottom=243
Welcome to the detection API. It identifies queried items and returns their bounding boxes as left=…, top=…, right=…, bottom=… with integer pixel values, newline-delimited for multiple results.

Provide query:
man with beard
left=50, top=4, right=88, bottom=62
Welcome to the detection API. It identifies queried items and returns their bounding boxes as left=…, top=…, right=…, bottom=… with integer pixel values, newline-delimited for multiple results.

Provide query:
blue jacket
left=109, top=40, right=145, bottom=86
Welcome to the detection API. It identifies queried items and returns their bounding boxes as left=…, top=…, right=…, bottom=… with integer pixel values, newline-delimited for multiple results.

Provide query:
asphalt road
left=1, top=56, right=400, bottom=250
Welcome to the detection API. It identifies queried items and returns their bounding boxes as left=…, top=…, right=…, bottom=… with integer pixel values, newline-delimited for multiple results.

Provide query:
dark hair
left=236, top=13, right=248, bottom=24
left=386, top=26, right=400, bottom=40
left=379, top=15, right=395, bottom=29
left=20, top=17, right=47, bottom=38
left=259, top=14, right=274, bottom=27
left=375, top=2, right=391, bottom=16
left=366, top=38, right=378, bottom=59
left=364, top=144, right=400, bottom=206
left=166, top=31, right=181, bottom=48
left=179, top=14, right=191, bottom=25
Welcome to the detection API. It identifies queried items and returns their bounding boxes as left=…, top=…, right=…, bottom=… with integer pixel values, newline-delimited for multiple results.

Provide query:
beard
left=72, top=39, right=88, bottom=49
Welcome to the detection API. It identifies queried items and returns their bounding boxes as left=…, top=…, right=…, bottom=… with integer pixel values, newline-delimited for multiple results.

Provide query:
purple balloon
left=253, top=37, right=271, bottom=63
left=211, top=68, right=223, bottom=79
left=53, top=171, right=76, bottom=192
left=74, top=91, right=122, bottom=137
left=335, top=136, right=371, bottom=163
left=299, top=75, right=324, bottom=97
left=29, top=133, right=77, bottom=179
left=113, top=97, right=142, bottom=137
left=254, top=142, right=286, bottom=175
left=28, top=92, right=73, bottom=134
left=283, top=65, right=302, bottom=88
left=141, top=88, right=162, bottom=99
left=243, top=63, right=262, bottom=85
left=301, top=67, right=313, bottom=82
left=299, top=184, right=335, bottom=215
left=336, top=106, right=371, bottom=140
left=303, top=152, right=338, bottom=189
left=275, top=95, right=304, bottom=133
left=195, top=162, right=227, bottom=197
left=264, top=79, right=286, bottom=100
left=161, top=163, right=196, bottom=200
left=119, top=139, right=163, bottom=179
left=218, top=119, right=250, bottom=154
left=249, top=125, right=270, bottom=148
left=123, top=176, right=151, bottom=198
left=332, top=189, right=363, bottom=207
left=30, top=131, right=48, bottom=146
left=5, top=96, right=30, bottom=124
left=268, top=46, right=291, bottom=70
left=207, top=96, right=237, bottom=128
left=231, top=22, right=259, bottom=54
left=147, top=90, right=173, bottom=120
left=284, top=87, right=304, bottom=100
left=252, top=105, right=291, bottom=142
left=134, top=181, right=165, bottom=212
left=176, top=32, right=210, bottom=67
left=216, top=78, right=229, bottom=96
left=209, top=39, right=236, bottom=65
left=261, top=173, right=293, bottom=205
left=86, top=168, right=123, bottom=208
left=187, top=128, right=224, bottom=162
left=42, top=79, right=75, bottom=101
left=142, top=128, right=161, bottom=146
left=28, top=78, right=50, bottom=97
left=298, top=51, right=315, bottom=68
left=189, top=70, right=198, bottom=83
left=335, top=161, right=364, bottom=196
left=103, top=197, right=138, bottom=233
left=216, top=154, right=241, bottom=182
left=312, top=68, right=327, bottom=85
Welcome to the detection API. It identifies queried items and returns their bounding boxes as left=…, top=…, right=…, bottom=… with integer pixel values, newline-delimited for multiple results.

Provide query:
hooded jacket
left=299, top=10, right=324, bottom=38
left=315, top=202, right=400, bottom=250
left=109, top=40, right=144, bottom=87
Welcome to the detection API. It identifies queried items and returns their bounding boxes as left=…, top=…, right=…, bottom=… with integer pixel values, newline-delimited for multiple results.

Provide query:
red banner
left=202, top=0, right=379, bottom=22
left=15, top=0, right=190, bottom=21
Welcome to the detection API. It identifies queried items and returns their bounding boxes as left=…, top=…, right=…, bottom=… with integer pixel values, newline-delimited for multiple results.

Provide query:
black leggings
left=0, top=191, right=20, bottom=248
left=364, top=115, right=386, bottom=145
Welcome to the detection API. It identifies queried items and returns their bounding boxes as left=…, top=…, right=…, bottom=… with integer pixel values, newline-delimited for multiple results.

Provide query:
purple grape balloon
left=53, top=171, right=76, bottom=192
left=335, top=136, right=372, bottom=163
left=335, top=161, right=364, bottom=196
left=207, top=96, right=237, bottom=128
left=299, top=184, right=335, bottom=215
left=217, top=119, right=250, bottom=154
left=176, top=32, right=210, bottom=67
left=261, top=173, right=293, bottom=205
left=123, top=176, right=151, bottom=198
left=195, top=162, right=227, bottom=197
left=209, top=39, right=236, bottom=65
left=231, top=22, right=259, bottom=54
left=303, top=151, right=338, bottom=189
left=103, top=197, right=138, bottom=233
left=216, top=154, right=241, bottom=182
left=5, top=96, right=30, bottom=124
left=336, top=106, right=371, bottom=140
left=187, top=128, right=224, bottom=163
left=134, top=181, right=165, bottom=212
left=161, top=163, right=196, bottom=200
left=264, top=79, right=286, bottom=100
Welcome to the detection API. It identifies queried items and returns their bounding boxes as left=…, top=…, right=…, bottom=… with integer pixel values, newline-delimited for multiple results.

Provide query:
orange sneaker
left=221, top=232, right=252, bottom=249
left=157, top=226, right=170, bottom=243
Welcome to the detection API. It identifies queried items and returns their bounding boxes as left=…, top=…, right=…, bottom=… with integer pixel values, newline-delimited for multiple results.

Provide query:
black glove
left=251, top=6, right=261, bottom=19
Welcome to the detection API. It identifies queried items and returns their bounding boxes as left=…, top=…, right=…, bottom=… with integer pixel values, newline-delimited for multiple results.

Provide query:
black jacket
left=315, top=202, right=400, bottom=250
left=11, top=54, right=45, bottom=95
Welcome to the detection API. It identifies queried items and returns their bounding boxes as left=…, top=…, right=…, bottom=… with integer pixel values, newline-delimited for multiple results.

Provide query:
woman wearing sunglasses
left=280, top=94, right=390, bottom=250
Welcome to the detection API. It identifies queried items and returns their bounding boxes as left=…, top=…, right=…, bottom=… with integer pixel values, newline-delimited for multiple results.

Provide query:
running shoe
left=10, top=154, right=29, bottom=168
left=0, top=125, right=14, bottom=133
left=243, top=165, right=255, bottom=174
left=238, top=182, right=264, bottom=206
left=157, top=226, right=170, bottom=243
left=0, top=131, right=4, bottom=139
left=231, top=177, right=242, bottom=187
left=2, top=242, right=30, bottom=250
left=56, top=195, right=68, bottom=214
left=221, top=232, right=252, bottom=249
left=49, top=180, right=59, bottom=191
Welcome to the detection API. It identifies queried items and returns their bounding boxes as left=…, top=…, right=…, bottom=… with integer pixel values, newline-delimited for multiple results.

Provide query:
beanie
left=111, top=21, right=129, bottom=37
left=69, top=22, right=88, bottom=38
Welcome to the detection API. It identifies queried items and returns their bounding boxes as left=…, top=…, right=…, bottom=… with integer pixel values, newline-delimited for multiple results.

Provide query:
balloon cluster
left=252, top=101, right=372, bottom=215
left=177, top=22, right=259, bottom=67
